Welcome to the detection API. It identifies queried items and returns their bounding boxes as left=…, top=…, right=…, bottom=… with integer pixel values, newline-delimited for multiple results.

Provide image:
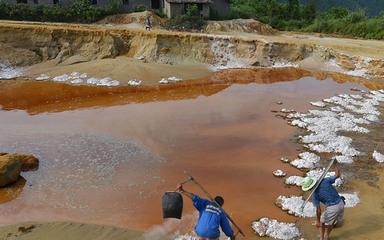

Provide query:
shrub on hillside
left=166, top=5, right=206, bottom=31
left=0, top=0, right=111, bottom=23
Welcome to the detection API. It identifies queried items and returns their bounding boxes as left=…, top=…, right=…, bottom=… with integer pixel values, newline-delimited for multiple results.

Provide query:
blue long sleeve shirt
left=312, top=176, right=342, bottom=207
left=192, top=195, right=234, bottom=239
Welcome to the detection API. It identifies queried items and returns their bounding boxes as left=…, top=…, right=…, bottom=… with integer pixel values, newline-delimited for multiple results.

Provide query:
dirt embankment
left=0, top=20, right=383, bottom=80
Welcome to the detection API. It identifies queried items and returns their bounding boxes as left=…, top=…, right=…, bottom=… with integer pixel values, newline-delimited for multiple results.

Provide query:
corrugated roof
left=166, top=0, right=213, bottom=3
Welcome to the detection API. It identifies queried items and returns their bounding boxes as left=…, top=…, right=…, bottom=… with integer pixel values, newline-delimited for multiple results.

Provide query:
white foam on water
left=273, top=170, right=286, bottom=177
left=373, top=151, right=384, bottom=163
left=276, top=195, right=316, bottom=217
left=271, top=90, right=383, bottom=238
left=271, top=61, right=299, bottom=68
left=252, top=218, right=301, bottom=240
left=277, top=193, right=359, bottom=218
left=286, top=171, right=343, bottom=188
left=290, top=152, right=320, bottom=169
left=306, top=170, right=343, bottom=187
left=86, top=77, right=120, bottom=86
left=128, top=79, right=142, bottom=86
left=287, top=112, right=307, bottom=119
left=35, top=74, right=50, bottom=81
left=70, top=78, right=83, bottom=84
left=0, top=63, right=23, bottom=79
left=159, top=76, right=182, bottom=84
left=340, top=192, right=360, bottom=208
left=333, top=155, right=353, bottom=164
left=42, top=71, right=122, bottom=86
left=281, top=108, right=296, bottom=113
left=291, top=107, right=373, bottom=158
left=68, top=71, right=87, bottom=79
left=345, top=57, right=373, bottom=78
left=310, top=101, right=326, bottom=108
left=290, top=119, right=307, bottom=128
left=280, top=157, right=290, bottom=163
left=53, top=74, right=70, bottom=82
left=346, top=68, right=368, bottom=78
left=285, top=176, right=304, bottom=186
left=173, top=235, right=198, bottom=240
left=326, top=57, right=371, bottom=78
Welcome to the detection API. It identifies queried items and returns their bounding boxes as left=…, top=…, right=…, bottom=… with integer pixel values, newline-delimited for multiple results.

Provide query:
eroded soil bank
left=0, top=68, right=380, bottom=239
left=1, top=20, right=384, bottom=81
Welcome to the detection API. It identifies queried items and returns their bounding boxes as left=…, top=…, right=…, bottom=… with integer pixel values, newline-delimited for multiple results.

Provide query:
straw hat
left=302, top=177, right=317, bottom=192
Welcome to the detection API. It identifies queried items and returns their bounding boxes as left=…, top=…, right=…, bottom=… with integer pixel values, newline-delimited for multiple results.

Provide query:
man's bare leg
left=319, top=223, right=325, bottom=240
left=324, top=225, right=334, bottom=240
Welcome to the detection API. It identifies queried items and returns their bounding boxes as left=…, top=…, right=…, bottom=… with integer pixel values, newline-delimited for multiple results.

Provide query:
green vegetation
left=228, top=0, right=384, bottom=39
left=0, top=0, right=118, bottom=23
left=166, top=5, right=206, bottom=31
left=279, top=0, right=384, bottom=17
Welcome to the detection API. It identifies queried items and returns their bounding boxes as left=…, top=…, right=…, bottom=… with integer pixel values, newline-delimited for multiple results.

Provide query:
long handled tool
left=300, top=158, right=336, bottom=212
left=186, top=174, right=245, bottom=237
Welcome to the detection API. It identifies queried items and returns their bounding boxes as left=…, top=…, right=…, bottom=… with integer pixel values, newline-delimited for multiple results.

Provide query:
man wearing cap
left=177, top=185, right=235, bottom=240
left=302, top=162, right=344, bottom=240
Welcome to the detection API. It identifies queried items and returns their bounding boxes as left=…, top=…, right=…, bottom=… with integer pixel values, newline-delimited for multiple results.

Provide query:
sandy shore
left=25, top=57, right=213, bottom=85
left=0, top=222, right=142, bottom=240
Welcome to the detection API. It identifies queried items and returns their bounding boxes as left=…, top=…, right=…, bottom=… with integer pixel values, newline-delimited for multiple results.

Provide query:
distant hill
left=279, top=0, right=384, bottom=16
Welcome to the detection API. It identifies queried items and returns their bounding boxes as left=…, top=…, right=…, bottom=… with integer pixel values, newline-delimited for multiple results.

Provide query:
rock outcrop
left=7, top=154, right=39, bottom=171
left=0, top=155, right=22, bottom=187
left=0, top=153, right=39, bottom=187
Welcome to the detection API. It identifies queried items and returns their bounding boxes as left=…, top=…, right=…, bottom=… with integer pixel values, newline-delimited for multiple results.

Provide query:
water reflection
left=0, top=68, right=381, bottom=115
left=0, top=177, right=26, bottom=204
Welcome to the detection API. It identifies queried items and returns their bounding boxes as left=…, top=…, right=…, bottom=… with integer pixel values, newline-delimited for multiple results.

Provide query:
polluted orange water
left=0, top=69, right=373, bottom=236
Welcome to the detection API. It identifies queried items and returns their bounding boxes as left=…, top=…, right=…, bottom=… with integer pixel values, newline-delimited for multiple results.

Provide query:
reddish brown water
left=0, top=68, right=375, bottom=237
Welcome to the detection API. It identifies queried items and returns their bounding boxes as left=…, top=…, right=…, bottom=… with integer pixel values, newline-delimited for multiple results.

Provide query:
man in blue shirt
left=178, top=185, right=235, bottom=240
left=302, top=162, right=344, bottom=240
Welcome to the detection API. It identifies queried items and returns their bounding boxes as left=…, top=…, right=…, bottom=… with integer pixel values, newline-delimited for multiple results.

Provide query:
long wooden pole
left=188, top=174, right=245, bottom=237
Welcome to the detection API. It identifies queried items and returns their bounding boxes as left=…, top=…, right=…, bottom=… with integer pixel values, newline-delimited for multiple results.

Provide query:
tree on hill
left=278, top=0, right=384, bottom=16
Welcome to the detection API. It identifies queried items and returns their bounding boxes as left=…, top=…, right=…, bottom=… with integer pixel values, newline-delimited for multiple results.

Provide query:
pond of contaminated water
left=0, top=68, right=381, bottom=238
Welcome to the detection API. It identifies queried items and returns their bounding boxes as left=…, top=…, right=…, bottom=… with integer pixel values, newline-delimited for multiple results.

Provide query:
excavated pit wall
left=0, top=22, right=383, bottom=79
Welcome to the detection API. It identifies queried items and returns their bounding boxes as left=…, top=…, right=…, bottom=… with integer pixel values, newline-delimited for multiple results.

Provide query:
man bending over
left=302, top=162, right=344, bottom=240
left=178, top=185, right=235, bottom=240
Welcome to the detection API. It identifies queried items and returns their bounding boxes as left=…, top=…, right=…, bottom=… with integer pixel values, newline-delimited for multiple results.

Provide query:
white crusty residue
left=252, top=218, right=301, bottom=240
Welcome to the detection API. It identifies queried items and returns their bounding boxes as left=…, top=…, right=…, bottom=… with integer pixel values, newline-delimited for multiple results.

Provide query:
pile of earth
left=205, top=18, right=278, bottom=35
left=98, top=11, right=278, bottom=35
left=97, top=11, right=166, bottom=29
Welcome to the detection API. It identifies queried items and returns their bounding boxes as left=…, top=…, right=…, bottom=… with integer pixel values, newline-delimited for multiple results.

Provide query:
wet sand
left=0, top=222, right=142, bottom=240
left=299, top=170, right=384, bottom=240
left=26, top=57, right=212, bottom=85
left=299, top=116, right=384, bottom=240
